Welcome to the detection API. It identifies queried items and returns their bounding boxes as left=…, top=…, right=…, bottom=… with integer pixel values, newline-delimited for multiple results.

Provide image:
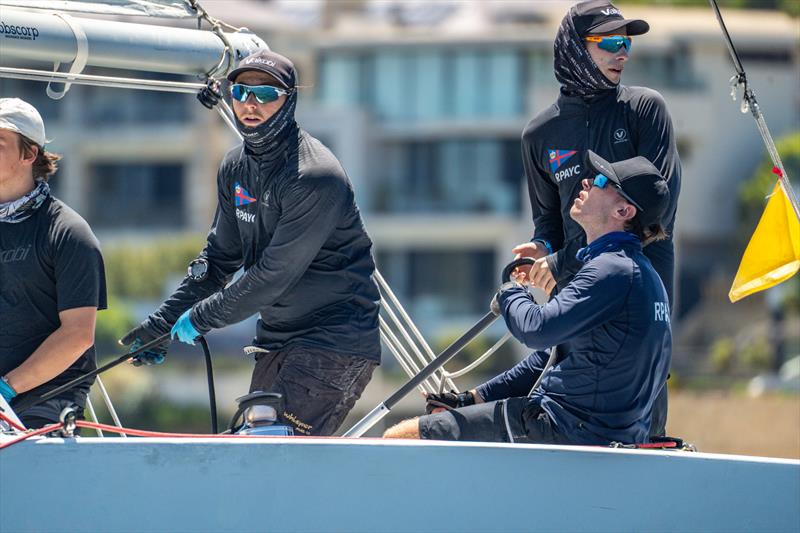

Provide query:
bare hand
left=511, top=242, right=549, bottom=279
left=529, top=257, right=556, bottom=295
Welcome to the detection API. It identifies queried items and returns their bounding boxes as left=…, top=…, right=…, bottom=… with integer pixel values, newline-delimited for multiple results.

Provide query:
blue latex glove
left=171, top=309, right=202, bottom=345
left=0, top=377, right=17, bottom=402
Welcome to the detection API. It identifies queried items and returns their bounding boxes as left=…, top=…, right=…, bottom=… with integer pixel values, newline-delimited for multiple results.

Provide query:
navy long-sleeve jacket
left=480, top=234, right=672, bottom=445
left=149, top=130, right=381, bottom=361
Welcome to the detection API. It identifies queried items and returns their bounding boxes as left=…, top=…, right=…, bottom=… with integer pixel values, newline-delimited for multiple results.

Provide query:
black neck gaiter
left=236, top=90, right=299, bottom=163
left=553, top=5, right=618, bottom=98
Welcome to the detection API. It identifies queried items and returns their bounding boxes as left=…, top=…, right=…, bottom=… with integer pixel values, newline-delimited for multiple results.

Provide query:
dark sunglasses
left=592, top=174, right=644, bottom=212
left=230, top=84, right=291, bottom=104
left=584, top=35, right=633, bottom=53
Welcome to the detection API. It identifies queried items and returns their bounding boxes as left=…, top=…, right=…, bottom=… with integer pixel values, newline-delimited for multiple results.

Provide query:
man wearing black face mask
left=120, top=50, right=381, bottom=436
left=514, top=0, right=682, bottom=436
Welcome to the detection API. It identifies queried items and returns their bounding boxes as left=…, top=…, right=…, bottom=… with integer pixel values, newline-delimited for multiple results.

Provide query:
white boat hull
left=1, top=436, right=798, bottom=532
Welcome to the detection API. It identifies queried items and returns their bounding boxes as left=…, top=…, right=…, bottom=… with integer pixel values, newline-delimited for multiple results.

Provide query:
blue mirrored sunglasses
left=592, top=174, right=644, bottom=212
left=230, top=84, right=291, bottom=104
left=584, top=35, right=633, bottom=53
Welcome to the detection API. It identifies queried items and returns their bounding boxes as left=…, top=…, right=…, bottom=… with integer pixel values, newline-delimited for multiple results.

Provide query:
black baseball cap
left=587, top=150, right=670, bottom=227
left=227, top=49, right=296, bottom=89
left=572, top=0, right=649, bottom=37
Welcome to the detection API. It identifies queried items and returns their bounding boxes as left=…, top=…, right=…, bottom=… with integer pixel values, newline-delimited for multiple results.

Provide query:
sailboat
left=1, top=2, right=798, bottom=532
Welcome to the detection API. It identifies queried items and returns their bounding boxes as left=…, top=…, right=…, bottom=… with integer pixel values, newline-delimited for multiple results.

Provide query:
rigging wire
left=0, top=67, right=206, bottom=94
left=709, top=0, right=800, bottom=220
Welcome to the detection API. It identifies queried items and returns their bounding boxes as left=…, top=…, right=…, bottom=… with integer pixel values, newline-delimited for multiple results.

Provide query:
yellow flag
left=729, top=181, right=800, bottom=302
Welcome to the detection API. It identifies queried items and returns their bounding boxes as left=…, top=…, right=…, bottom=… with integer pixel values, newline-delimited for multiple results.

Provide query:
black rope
left=198, top=337, right=218, bottom=434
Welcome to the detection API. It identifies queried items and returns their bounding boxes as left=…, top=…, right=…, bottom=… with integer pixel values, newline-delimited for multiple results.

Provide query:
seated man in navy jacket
left=384, top=151, right=672, bottom=445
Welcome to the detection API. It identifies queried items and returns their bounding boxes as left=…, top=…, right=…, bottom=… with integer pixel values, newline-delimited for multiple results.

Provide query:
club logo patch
left=549, top=149, right=577, bottom=172
left=613, top=128, right=628, bottom=144
left=234, top=182, right=256, bottom=207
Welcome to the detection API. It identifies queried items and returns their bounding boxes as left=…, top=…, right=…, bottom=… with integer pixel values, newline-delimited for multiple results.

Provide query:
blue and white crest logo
left=613, top=128, right=628, bottom=144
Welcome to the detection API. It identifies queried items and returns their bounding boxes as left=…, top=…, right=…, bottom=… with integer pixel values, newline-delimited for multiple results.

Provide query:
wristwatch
left=187, top=258, right=209, bottom=282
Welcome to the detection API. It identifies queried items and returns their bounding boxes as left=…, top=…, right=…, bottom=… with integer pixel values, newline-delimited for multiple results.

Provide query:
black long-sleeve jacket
left=151, top=130, right=381, bottom=361
left=522, top=85, right=682, bottom=305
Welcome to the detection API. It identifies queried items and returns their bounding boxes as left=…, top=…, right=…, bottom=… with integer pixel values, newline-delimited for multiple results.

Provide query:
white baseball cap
left=0, top=98, right=48, bottom=147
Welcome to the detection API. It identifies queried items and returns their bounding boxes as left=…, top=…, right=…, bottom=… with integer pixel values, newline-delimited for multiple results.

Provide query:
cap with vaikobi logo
left=227, top=49, right=296, bottom=89
left=573, top=0, right=649, bottom=37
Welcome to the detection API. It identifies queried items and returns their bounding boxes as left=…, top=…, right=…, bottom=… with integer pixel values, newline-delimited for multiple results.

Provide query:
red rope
left=772, top=166, right=784, bottom=177
left=0, top=423, right=63, bottom=450
left=0, top=410, right=27, bottom=431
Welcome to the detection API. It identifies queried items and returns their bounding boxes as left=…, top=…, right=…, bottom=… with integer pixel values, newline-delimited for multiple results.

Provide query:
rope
left=0, top=420, right=62, bottom=450
left=441, top=332, right=512, bottom=382
left=0, top=411, right=26, bottom=432
left=0, top=417, right=280, bottom=451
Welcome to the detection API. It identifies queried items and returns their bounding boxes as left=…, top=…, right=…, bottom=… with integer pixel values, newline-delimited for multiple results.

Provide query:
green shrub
left=103, top=236, right=207, bottom=299
left=710, top=336, right=735, bottom=374
left=738, top=132, right=800, bottom=234
left=95, top=296, right=137, bottom=351
left=740, top=335, right=774, bottom=372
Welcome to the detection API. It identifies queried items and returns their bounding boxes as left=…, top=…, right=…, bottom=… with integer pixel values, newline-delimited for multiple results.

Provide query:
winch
left=230, top=391, right=293, bottom=436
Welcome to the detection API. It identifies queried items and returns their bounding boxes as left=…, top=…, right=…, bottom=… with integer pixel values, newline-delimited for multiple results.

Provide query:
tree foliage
left=738, top=132, right=800, bottom=232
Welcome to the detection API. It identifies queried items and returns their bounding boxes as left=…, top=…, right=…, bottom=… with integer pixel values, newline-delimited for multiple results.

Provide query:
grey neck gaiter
left=0, top=181, right=50, bottom=223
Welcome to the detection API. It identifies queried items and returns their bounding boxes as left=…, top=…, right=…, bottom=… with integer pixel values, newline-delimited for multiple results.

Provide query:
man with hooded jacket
left=514, top=0, right=682, bottom=435
left=121, top=50, right=381, bottom=436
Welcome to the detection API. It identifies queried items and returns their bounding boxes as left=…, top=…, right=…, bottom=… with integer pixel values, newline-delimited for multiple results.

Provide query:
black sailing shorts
left=418, top=396, right=562, bottom=444
left=248, top=344, right=377, bottom=436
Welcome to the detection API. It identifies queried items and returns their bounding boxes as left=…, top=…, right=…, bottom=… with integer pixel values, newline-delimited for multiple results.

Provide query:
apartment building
left=1, top=1, right=797, bottom=341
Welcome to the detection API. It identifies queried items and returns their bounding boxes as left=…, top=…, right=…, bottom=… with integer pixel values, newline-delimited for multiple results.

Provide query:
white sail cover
left=0, top=0, right=196, bottom=18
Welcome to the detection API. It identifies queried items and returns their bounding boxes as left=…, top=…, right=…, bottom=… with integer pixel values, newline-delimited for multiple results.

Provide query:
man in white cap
left=0, top=98, right=107, bottom=429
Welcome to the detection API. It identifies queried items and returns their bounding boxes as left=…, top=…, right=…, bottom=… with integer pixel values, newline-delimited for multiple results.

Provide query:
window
left=376, top=248, right=497, bottom=317
left=317, top=47, right=524, bottom=122
left=623, top=46, right=703, bottom=90
left=81, top=69, right=190, bottom=126
left=407, top=249, right=496, bottom=316
left=87, top=163, right=185, bottom=229
left=376, top=138, right=523, bottom=214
